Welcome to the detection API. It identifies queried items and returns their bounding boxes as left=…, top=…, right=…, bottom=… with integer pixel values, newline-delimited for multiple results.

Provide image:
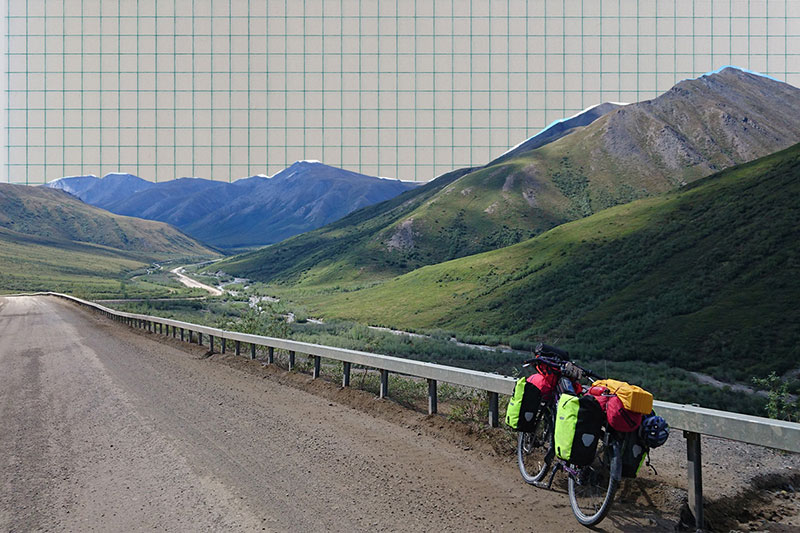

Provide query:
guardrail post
left=268, top=347, right=274, bottom=364
left=488, top=392, right=499, bottom=427
left=288, top=351, right=295, bottom=370
left=235, top=341, right=240, bottom=356
left=428, top=379, right=438, bottom=415
left=209, top=335, right=215, bottom=352
left=685, top=431, right=704, bottom=530
left=250, top=343, right=256, bottom=360
left=313, top=356, right=321, bottom=379
left=221, top=338, right=226, bottom=354
left=342, top=362, right=351, bottom=387
left=380, top=370, right=389, bottom=398
left=198, top=332, right=202, bottom=346
left=172, top=326, right=176, bottom=338
left=159, top=323, right=163, bottom=334
left=181, top=328, right=185, bottom=341
left=148, top=321, right=152, bottom=333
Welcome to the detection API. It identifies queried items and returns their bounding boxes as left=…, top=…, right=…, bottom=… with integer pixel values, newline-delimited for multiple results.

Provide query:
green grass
left=106, top=293, right=769, bottom=415
left=0, top=183, right=218, bottom=257
left=271, top=143, right=800, bottom=387
left=0, top=227, right=198, bottom=299
left=0, top=183, right=219, bottom=299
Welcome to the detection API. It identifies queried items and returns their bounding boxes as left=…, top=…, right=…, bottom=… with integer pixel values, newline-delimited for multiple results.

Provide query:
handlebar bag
left=505, top=377, right=543, bottom=431
left=591, top=378, right=653, bottom=415
left=554, top=393, right=604, bottom=466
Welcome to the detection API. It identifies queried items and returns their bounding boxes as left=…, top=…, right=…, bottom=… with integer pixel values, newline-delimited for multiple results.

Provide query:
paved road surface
left=0, top=295, right=666, bottom=532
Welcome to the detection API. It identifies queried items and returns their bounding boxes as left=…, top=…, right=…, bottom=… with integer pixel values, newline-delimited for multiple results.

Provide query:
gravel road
left=1, top=295, right=796, bottom=532
left=170, top=267, right=223, bottom=296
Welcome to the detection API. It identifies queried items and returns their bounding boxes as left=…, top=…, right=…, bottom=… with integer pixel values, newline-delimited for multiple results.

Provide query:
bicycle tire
left=567, top=437, right=621, bottom=526
left=517, top=406, right=554, bottom=484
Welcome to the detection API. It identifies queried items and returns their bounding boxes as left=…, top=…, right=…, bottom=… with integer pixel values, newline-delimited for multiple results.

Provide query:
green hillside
left=223, top=68, right=800, bottom=285
left=0, top=183, right=220, bottom=298
left=293, top=143, right=800, bottom=383
left=0, top=183, right=217, bottom=257
left=218, top=167, right=475, bottom=284
left=0, top=227, right=157, bottom=298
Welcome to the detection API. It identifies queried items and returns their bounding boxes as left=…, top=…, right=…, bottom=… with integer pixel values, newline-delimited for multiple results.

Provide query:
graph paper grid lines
left=3, top=0, right=800, bottom=184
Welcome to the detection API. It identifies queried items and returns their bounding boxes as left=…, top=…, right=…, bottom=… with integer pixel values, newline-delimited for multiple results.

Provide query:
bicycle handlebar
left=522, top=352, right=602, bottom=382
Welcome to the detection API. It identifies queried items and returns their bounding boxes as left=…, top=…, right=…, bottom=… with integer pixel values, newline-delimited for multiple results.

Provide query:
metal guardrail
left=25, top=292, right=800, bottom=530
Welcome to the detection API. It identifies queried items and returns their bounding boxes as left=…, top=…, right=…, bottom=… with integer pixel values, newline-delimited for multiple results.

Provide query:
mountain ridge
left=291, top=142, right=800, bottom=384
left=222, top=67, right=800, bottom=285
left=0, top=183, right=216, bottom=257
left=46, top=162, right=420, bottom=249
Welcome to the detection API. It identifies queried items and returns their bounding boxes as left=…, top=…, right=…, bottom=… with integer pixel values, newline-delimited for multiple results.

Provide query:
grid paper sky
left=3, top=0, right=800, bottom=184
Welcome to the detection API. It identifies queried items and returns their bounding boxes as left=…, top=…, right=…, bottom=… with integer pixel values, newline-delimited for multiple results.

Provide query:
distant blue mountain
left=46, top=163, right=420, bottom=249
left=48, top=173, right=155, bottom=207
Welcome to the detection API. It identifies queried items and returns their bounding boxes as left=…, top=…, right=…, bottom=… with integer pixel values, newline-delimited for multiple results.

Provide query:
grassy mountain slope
left=0, top=183, right=219, bottom=298
left=0, top=226, right=164, bottom=297
left=224, top=68, right=800, bottom=284
left=0, top=183, right=217, bottom=257
left=296, top=142, right=800, bottom=382
left=219, top=166, right=476, bottom=284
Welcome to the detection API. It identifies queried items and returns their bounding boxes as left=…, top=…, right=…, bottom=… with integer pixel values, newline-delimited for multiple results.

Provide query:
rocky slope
left=223, top=67, right=800, bottom=284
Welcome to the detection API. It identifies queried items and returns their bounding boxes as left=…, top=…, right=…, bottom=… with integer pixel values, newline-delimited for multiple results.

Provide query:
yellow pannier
left=592, top=378, right=653, bottom=415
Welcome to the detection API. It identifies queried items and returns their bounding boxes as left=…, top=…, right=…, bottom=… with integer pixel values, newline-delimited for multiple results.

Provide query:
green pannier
left=505, top=377, right=543, bottom=432
left=621, top=431, right=649, bottom=478
left=554, top=393, right=605, bottom=466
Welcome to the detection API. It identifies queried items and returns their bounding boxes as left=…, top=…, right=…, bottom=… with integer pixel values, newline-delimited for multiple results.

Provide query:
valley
left=4, top=67, right=799, bottom=422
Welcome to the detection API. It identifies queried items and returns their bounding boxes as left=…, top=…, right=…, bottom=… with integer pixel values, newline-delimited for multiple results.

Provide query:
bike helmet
left=639, top=412, right=669, bottom=448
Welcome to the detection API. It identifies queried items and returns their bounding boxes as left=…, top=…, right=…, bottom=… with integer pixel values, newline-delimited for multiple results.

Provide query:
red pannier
left=587, top=386, right=643, bottom=433
left=527, top=372, right=557, bottom=401
left=527, top=372, right=582, bottom=401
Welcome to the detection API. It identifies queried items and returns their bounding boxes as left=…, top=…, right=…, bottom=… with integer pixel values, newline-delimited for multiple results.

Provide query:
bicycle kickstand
left=535, top=462, right=562, bottom=490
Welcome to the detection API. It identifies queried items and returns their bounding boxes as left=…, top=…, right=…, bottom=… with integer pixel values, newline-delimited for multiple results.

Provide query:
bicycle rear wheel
left=517, top=406, right=554, bottom=484
left=567, top=437, right=621, bottom=526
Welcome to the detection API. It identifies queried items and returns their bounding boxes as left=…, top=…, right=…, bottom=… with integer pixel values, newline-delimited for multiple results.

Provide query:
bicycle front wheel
left=517, top=407, right=553, bottom=485
left=567, top=437, right=621, bottom=526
